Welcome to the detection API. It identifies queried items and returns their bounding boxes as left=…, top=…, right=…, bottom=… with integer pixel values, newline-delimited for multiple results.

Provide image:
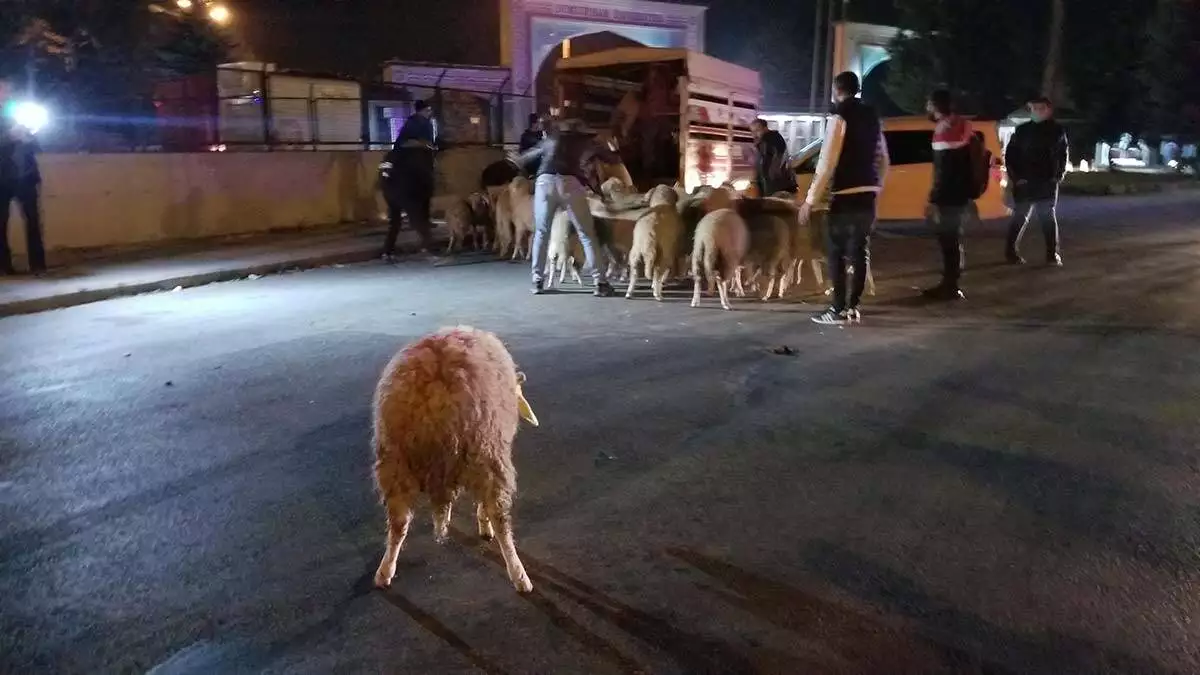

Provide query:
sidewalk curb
left=0, top=247, right=381, bottom=318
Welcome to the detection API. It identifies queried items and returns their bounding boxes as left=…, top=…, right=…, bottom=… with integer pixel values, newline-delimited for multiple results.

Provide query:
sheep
left=544, top=209, right=584, bottom=289
left=625, top=185, right=684, bottom=301
left=733, top=197, right=795, bottom=301
left=690, top=207, right=749, bottom=311
left=778, top=197, right=826, bottom=298
left=507, top=176, right=536, bottom=261
left=372, top=326, right=539, bottom=594
left=442, top=192, right=492, bottom=254
left=491, top=185, right=515, bottom=258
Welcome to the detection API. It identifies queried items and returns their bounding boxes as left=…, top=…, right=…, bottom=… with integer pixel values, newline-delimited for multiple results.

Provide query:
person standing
left=518, top=114, right=544, bottom=154
left=0, top=78, right=47, bottom=276
left=801, top=71, right=889, bottom=325
left=1004, top=95, right=1068, bottom=266
left=923, top=89, right=975, bottom=300
left=751, top=119, right=796, bottom=197
left=382, top=100, right=438, bottom=261
left=515, top=118, right=617, bottom=297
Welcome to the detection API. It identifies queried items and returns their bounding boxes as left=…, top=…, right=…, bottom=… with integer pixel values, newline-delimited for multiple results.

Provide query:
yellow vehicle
left=792, top=116, right=1012, bottom=221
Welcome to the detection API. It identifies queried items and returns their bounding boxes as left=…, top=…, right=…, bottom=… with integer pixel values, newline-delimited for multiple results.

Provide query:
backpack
left=967, top=133, right=992, bottom=200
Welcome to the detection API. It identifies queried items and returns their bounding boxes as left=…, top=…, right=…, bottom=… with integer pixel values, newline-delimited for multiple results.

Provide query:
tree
left=885, top=0, right=1047, bottom=118
left=1061, top=0, right=1147, bottom=143
left=1141, top=0, right=1200, bottom=140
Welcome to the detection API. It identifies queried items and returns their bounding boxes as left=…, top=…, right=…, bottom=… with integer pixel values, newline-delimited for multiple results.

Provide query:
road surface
left=2, top=192, right=1199, bottom=674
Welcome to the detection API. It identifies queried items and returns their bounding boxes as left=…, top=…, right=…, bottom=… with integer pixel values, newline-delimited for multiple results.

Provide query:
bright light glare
left=11, top=101, right=49, bottom=134
left=731, top=178, right=751, bottom=191
left=176, top=0, right=193, bottom=8
left=208, top=4, right=231, bottom=23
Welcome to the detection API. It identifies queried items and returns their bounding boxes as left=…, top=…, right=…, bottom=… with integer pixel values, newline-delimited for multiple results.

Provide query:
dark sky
left=232, top=0, right=898, bottom=106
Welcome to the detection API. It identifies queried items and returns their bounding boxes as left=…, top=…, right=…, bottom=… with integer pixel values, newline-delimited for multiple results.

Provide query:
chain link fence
left=34, top=67, right=535, bottom=153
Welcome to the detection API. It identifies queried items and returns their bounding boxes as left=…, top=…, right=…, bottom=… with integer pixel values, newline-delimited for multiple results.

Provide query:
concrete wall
left=5, top=146, right=502, bottom=258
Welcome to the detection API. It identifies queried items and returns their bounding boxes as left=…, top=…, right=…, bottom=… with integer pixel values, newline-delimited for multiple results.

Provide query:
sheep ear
left=516, top=387, right=539, bottom=427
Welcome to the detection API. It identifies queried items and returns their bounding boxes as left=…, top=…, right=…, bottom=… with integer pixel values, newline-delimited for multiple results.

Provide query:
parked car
left=791, top=116, right=1012, bottom=221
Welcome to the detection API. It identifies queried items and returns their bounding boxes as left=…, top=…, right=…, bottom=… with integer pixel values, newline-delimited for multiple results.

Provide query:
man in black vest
left=801, top=71, right=890, bottom=325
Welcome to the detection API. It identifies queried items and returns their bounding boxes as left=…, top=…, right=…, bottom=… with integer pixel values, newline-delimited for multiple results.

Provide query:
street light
left=208, top=4, right=230, bottom=24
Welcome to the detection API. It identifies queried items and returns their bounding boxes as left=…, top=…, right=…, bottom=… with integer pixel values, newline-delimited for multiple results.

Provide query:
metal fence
left=35, top=68, right=535, bottom=153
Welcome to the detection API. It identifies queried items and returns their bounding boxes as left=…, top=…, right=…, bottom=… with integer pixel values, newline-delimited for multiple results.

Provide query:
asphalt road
left=2, top=192, right=1199, bottom=675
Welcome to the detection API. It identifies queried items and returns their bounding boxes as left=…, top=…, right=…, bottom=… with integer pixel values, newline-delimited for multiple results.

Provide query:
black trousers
left=929, top=204, right=970, bottom=288
left=826, top=192, right=877, bottom=312
left=0, top=181, right=46, bottom=273
left=382, top=178, right=434, bottom=255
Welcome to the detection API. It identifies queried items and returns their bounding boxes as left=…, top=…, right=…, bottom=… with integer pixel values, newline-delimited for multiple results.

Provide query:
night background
left=233, top=0, right=899, bottom=109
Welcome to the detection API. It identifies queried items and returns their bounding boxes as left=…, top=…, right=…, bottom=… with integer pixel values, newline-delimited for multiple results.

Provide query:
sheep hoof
left=374, top=571, right=394, bottom=589
left=479, top=532, right=495, bottom=542
left=690, top=300, right=700, bottom=308
left=624, top=292, right=634, bottom=300
left=514, top=575, right=534, bottom=594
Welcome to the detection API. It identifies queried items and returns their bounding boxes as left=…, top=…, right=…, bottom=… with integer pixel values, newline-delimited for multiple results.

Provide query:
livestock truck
left=553, top=47, right=762, bottom=193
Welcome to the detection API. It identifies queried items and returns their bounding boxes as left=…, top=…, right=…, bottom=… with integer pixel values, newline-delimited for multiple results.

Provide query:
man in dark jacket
left=801, top=72, right=889, bottom=325
left=924, top=89, right=975, bottom=300
left=381, top=100, right=438, bottom=260
left=514, top=118, right=620, bottom=297
left=751, top=119, right=796, bottom=196
left=1, top=78, right=47, bottom=275
left=1004, top=96, right=1068, bottom=266
left=518, top=114, right=544, bottom=154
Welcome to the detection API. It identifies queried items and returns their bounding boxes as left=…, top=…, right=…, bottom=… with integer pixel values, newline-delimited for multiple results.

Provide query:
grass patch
left=1060, top=170, right=1200, bottom=196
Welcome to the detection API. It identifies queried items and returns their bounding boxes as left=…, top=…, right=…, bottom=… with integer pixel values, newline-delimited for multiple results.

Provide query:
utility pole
left=824, top=0, right=837, bottom=102
left=808, top=0, right=825, bottom=113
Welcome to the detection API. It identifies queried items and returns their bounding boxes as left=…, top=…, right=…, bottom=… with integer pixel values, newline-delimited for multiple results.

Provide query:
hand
left=798, top=201, right=813, bottom=225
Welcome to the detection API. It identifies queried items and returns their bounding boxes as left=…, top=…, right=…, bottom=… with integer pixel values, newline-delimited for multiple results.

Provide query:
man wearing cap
left=381, top=100, right=438, bottom=260
left=514, top=118, right=618, bottom=297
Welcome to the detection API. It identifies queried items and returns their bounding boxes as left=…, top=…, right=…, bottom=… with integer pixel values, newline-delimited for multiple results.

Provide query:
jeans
left=0, top=181, right=46, bottom=273
left=530, top=174, right=606, bottom=284
left=826, top=192, right=877, bottom=312
left=1006, top=196, right=1060, bottom=260
left=928, top=204, right=970, bottom=288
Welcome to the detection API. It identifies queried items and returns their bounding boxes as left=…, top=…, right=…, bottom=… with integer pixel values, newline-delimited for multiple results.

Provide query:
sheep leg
left=557, top=258, right=568, bottom=285
left=732, top=269, right=746, bottom=297
left=691, top=273, right=703, bottom=307
left=432, top=500, right=453, bottom=543
left=374, top=493, right=415, bottom=589
left=445, top=235, right=455, bottom=256
left=718, top=279, right=733, bottom=311
left=811, top=259, right=825, bottom=288
left=485, top=494, right=533, bottom=593
left=624, top=263, right=638, bottom=299
left=866, top=264, right=877, bottom=296
left=762, top=273, right=777, bottom=302
left=476, top=501, right=495, bottom=541
left=652, top=268, right=666, bottom=302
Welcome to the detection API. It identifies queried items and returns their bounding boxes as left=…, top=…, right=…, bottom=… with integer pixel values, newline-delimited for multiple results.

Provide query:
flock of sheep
left=372, top=166, right=885, bottom=596
left=441, top=166, right=875, bottom=309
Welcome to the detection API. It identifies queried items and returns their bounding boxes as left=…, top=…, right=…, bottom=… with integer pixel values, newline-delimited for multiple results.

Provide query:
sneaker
left=811, top=308, right=849, bottom=325
left=846, top=307, right=862, bottom=323
left=593, top=282, right=614, bottom=298
left=531, top=280, right=544, bottom=295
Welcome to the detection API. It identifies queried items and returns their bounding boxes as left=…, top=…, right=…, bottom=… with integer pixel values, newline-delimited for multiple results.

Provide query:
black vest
left=831, top=98, right=882, bottom=193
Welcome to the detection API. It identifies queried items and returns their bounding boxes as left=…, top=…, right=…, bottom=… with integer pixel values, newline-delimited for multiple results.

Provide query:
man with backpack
left=923, top=89, right=988, bottom=301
